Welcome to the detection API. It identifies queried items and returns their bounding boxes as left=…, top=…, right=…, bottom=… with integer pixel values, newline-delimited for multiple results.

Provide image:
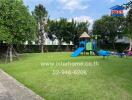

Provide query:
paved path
left=0, top=69, right=44, bottom=100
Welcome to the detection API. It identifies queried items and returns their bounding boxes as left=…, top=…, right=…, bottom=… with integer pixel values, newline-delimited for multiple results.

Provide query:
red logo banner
left=112, top=10, right=123, bottom=14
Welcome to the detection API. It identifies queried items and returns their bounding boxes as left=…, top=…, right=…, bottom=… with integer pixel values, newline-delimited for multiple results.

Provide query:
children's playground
left=71, top=0, right=132, bottom=58
left=71, top=32, right=132, bottom=58
left=0, top=1, right=132, bottom=100
left=71, top=32, right=98, bottom=57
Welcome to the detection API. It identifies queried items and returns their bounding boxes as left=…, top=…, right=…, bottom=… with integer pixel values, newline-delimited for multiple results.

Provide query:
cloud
left=23, top=0, right=53, bottom=7
left=68, top=16, right=94, bottom=29
left=24, top=0, right=90, bottom=12
left=110, top=0, right=115, bottom=3
left=58, top=0, right=88, bottom=11
left=54, top=15, right=94, bottom=29
left=73, top=16, right=93, bottom=23
left=104, top=0, right=115, bottom=3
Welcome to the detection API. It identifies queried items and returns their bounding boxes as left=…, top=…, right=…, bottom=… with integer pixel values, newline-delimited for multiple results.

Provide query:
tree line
left=33, top=4, right=89, bottom=52
left=0, top=1, right=89, bottom=62
left=0, top=0, right=132, bottom=62
left=93, top=9, right=132, bottom=51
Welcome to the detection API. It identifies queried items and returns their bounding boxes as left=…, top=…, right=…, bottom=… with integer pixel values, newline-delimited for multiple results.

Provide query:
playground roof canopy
left=79, top=32, right=91, bottom=38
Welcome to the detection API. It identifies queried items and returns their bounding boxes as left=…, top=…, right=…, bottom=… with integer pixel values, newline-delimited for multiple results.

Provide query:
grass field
left=0, top=52, right=132, bottom=100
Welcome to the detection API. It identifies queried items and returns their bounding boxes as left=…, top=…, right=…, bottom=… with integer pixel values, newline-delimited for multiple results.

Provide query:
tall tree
left=55, top=18, right=66, bottom=51
left=93, top=15, right=125, bottom=50
left=47, top=20, right=56, bottom=46
left=125, top=9, right=132, bottom=51
left=48, top=19, right=89, bottom=50
left=93, top=19, right=106, bottom=39
left=32, top=4, right=48, bottom=53
left=73, top=21, right=89, bottom=47
left=47, top=18, right=67, bottom=51
left=0, top=0, right=37, bottom=62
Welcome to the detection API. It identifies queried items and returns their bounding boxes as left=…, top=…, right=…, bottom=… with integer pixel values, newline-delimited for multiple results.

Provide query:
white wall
left=116, top=36, right=129, bottom=43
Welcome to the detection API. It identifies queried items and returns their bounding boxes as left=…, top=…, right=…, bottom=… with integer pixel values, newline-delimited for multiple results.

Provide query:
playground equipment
left=71, top=32, right=98, bottom=57
left=124, top=47, right=132, bottom=56
left=112, top=47, right=132, bottom=58
left=71, top=32, right=112, bottom=58
left=98, top=50, right=110, bottom=58
left=116, top=53, right=127, bottom=58
left=128, top=51, right=132, bottom=56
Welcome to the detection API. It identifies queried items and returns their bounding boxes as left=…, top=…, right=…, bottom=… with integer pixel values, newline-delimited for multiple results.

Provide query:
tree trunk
left=52, top=40, right=54, bottom=45
left=66, top=44, right=70, bottom=52
left=40, top=31, right=45, bottom=53
left=39, top=35, right=44, bottom=53
left=52, top=40, right=54, bottom=52
left=129, top=38, right=132, bottom=51
left=112, top=40, right=116, bottom=51
left=9, top=44, right=13, bottom=62
left=41, top=32, right=44, bottom=53
left=57, top=40, right=62, bottom=51
left=41, top=43, right=44, bottom=53
left=40, top=21, right=45, bottom=53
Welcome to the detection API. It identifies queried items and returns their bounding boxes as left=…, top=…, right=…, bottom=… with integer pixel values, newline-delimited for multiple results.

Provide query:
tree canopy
left=125, top=9, right=132, bottom=39
left=32, top=4, right=48, bottom=53
left=93, top=15, right=125, bottom=49
left=0, top=0, right=37, bottom=44
left=47, top=18, right=89, bottom=48
left=0, top=0, right=37, bottom=62
left=124, top=8, right=132, bottom=50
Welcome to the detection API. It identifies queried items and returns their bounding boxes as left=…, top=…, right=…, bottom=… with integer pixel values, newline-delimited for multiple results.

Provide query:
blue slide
left=71, top=47, right=85, bottom=57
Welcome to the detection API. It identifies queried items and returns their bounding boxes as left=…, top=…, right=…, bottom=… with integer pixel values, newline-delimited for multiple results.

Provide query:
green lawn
left=0, top=52, right=132, bottom=100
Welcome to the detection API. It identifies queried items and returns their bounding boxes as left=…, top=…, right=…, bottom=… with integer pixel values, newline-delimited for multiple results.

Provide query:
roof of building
left=110, top=5, right=124, bottom=10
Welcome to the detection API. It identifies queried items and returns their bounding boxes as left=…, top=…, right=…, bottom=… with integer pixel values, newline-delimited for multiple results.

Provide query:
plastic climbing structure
left=71, top=32, right=98, bottom=57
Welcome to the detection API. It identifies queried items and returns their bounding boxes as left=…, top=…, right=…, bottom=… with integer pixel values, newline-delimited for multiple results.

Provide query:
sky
left=23, top=0, right=129, bottom=28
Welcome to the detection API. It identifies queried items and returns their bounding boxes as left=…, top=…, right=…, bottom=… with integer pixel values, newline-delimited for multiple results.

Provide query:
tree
left=72, top=21, right=89, bottom=48
left=55, top=18, right=66, bottom=51
left=93, top=15, right=125, bottom=50
left=0, top=0, right=37, bottom=62
left=47, top=20, right=56, bottom=45
left=124, top=9, right=132, bottom=51
left=47, top=18, right=89, bottom=50
left=67, top=19, right=77, bottom=44
left=93, top=19, right=106, bottom=38
left=47, top=18, right=67, bottom=51
left=32, top=4, right=48, bottom=53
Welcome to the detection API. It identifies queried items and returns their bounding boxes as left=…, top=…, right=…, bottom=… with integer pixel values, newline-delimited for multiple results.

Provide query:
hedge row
left=0, top=43, right=129, bottom=54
